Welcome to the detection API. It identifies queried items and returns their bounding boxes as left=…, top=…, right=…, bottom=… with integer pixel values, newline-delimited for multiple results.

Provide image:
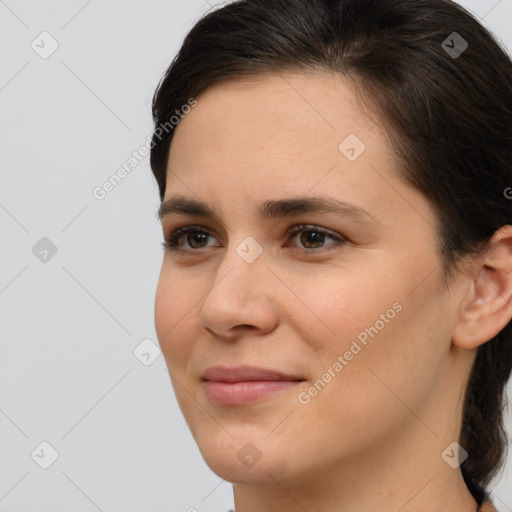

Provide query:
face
left=154, top=72, right=464, bottom=487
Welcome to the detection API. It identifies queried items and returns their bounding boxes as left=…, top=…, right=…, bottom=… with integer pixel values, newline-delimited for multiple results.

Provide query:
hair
left=150, top=0, right=512, bottom=490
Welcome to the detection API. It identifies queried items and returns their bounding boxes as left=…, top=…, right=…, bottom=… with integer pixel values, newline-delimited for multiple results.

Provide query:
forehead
left=168, top=71, right=384, bottom=167
left=164, top=72, right=432, bottom=226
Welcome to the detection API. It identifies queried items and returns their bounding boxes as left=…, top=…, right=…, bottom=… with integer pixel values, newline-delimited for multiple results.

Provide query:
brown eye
left=186, top=232, right=210, bottom=248
left=162, top=226, right=219, bottom=252
left=162, top=224, right=346, bottom=254
left=287, top=224, right=346, bottom=252
left=299, top=230, right=327, bottom=249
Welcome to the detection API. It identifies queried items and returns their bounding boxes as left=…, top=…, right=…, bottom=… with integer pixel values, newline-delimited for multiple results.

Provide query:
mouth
left=201, top=365, right=306, bottom=406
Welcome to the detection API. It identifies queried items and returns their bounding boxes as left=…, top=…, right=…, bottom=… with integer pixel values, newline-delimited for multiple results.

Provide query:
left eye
left=162, top=224, right=345, bottom=253
left=285, top=224, right=345, bottom=251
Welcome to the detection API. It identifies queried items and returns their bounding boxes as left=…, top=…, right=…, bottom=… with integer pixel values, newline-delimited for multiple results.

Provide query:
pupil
left=189, top=233, right=208, bottom=248
left=301, top=231, right=324, bottom=248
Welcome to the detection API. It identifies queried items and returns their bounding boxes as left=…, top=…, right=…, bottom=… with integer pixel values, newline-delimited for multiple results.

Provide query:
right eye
left=162, top=225, right=220, bottom=253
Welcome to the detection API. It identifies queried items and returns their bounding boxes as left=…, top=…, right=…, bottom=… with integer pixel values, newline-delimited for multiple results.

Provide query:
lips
left=201, top=365, right=305, bottom=405
left=202, top=365, right=303, bottom=383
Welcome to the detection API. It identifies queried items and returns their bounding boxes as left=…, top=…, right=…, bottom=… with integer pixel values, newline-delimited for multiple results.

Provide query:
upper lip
left=202, top=365, right=304, bottom=383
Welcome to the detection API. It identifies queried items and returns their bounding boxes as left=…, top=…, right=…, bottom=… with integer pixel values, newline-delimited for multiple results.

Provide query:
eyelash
left=161, top=224, right=346, bottom=255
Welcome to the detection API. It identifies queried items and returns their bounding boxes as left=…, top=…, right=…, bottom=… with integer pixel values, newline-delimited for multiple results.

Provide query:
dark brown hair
left=150, top=0, right=512, bottom=490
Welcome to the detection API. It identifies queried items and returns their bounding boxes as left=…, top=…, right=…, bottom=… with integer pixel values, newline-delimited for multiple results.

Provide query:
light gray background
left=0, top=1, right=511, bottom=511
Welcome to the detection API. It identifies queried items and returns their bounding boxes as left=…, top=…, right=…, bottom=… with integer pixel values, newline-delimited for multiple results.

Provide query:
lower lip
left=204, top=380, right=303, bottom=405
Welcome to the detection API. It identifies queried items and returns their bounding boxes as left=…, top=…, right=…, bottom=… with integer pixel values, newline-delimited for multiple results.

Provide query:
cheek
left=154, top=272, right=206, bottom=429
left=290, top=262, right=447, bottom=403
left=287, top=314, right=440, bottom=468
left=279, top=265, right=404, bottom=363
left=154, top=270, right=198, bottom=371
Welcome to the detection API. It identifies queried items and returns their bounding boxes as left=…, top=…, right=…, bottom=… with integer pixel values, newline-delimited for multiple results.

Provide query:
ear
left=452, top=225, right=512, bottom=350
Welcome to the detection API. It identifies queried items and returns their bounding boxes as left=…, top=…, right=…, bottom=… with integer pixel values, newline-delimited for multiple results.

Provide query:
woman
left=150, top=0, right=512, bottom=510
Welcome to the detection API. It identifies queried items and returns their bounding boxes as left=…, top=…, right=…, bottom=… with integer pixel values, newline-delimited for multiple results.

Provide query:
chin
left=192, top=430, right=278, bottom=481
left=197, top=431, right=313, bottom=489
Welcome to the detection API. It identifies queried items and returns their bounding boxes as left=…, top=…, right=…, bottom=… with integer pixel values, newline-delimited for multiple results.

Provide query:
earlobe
left=452, top=226, right=512, bottom=350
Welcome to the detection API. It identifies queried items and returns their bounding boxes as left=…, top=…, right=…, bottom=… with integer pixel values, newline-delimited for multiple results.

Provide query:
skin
left=154, top=71, right=512, bottom=512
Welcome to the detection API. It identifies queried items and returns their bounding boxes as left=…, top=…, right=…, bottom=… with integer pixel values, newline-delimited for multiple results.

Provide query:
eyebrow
left=158, top=194, right=378, bottom=223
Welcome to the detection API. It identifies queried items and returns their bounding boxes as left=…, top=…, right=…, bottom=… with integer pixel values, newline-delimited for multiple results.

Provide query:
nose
left=198, top=242, right=279, bottom=339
